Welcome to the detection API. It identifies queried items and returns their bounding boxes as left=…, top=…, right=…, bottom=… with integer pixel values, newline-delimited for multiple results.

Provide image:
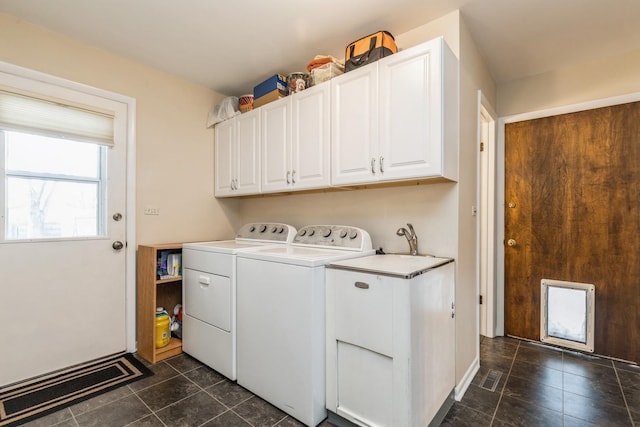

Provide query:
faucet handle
left=406, top=223, right=416, bottom=235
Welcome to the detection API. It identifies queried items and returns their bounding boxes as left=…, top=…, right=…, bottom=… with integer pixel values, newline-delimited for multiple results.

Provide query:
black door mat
left=0, top=353, right=152, bottom=426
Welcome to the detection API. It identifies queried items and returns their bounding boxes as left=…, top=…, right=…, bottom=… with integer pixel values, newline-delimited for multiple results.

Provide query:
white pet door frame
left=541, top=279, right=595, bottom=353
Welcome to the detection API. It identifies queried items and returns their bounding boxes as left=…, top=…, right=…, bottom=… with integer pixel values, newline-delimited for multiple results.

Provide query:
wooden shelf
left=157, top=276, right=182, bottom=285
left=155, top=337, right=183, bottom=362
left=137, top=243, right=183, bottom=364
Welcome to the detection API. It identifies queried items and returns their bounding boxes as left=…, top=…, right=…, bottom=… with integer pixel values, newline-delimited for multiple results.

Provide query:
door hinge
left=479, top=295, right=483, bottom=305
left=480, top=142, right=485, bottom=152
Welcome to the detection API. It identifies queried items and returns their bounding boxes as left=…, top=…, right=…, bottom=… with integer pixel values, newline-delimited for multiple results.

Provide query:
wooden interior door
left=504, top=101, right=640, bottom=362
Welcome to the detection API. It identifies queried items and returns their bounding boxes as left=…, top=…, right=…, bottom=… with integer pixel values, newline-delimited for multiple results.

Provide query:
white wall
left=455, top=16, right=496, bottom=386
left=497, top=47, right=640, bottom=116
left=0, top=12, right=233, bottom=245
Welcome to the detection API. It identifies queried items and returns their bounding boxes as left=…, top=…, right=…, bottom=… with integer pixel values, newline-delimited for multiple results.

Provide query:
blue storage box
left=254, top=74, right=287, bottom=99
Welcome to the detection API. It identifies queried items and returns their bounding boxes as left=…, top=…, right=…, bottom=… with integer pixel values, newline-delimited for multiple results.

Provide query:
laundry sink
left=327, top=254, right=453, bottom=279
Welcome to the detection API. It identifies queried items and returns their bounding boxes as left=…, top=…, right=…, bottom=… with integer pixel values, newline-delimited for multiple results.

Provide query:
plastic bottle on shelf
left=155, top=307, right=170, bottom=348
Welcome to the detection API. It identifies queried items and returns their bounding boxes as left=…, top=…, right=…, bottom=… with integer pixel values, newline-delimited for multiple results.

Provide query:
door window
left=2, top=130, right=107, bottom=240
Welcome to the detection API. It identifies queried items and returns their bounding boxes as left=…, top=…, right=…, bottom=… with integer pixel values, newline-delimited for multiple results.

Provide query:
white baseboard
left=454, top=356, right=480, bottom=401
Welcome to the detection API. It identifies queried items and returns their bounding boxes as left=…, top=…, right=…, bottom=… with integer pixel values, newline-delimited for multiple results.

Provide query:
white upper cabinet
left=260, top=97, right=291, bottom=193
left=214, top=110, right=261, bottom=197
left=331, top=65, right=379, bottom=185
left=214, top=36, right=458, bottom=197
left=214, top=118, right=235, bottom=196
left=331, top=36, right=458, bottom=186
left=290, top=83, right=331, bottom=191
left=262, top=83, right=330, bottom=193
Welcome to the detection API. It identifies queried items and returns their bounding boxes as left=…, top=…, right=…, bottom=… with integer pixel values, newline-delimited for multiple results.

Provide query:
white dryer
left=236, top=225, right=374, bottom=426
left=181, top=223, right=296, bottom=380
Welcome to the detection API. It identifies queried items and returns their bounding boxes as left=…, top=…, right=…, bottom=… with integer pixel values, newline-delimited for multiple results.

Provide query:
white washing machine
left=181, top=223, right=296, bottom=380
left=236, top=225, right=374, bottom=426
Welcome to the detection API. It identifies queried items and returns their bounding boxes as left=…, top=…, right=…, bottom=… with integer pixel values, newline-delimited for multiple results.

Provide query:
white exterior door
left=0, top=69, right=130, bottom=386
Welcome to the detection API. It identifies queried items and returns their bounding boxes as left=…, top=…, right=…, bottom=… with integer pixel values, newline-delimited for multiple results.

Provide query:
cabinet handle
left=292, top=170, right=296, bottom=184
left=371, top=158, right=376, bottom=175
left=379, top=156, right=384, bottom=173
left=355, top=281, right=370, bottom=290
left=286, top=171, right=291, bottom=184
left=232, top=179, right=237, bottom=190
left=199, top=276, right=210, bottom=286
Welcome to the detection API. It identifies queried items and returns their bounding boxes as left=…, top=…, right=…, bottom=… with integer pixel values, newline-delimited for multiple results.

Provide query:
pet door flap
left=541, top=279, right=595, bottom=352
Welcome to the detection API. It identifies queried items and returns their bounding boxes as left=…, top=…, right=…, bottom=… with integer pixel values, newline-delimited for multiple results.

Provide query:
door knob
left=112, top=241, right=124, bottom=250
left=507, top=239, right=517, bottom=247
left=112, top=213, right=123, bottom=221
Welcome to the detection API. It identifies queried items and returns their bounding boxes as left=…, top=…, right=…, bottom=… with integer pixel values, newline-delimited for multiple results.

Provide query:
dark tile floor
left=21, top=337, right=640, bottom=427
left=21, top=353, right=328, bottom=427
left=441, top=336, right=640, bottom=427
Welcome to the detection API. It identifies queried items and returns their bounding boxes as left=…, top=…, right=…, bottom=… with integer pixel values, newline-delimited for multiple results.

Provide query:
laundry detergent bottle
left=155, top=307, right=171, bottom=348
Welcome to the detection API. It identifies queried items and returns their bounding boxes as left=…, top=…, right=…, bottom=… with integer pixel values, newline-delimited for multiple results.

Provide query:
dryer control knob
left=308, top=230, right=315, bottom=236
left=349, top=231, right=358, bottom=239
left=299, top=230, right=307, bottom=236
left=340, top=230, right=348, bottom=238
left=260, top=225, right=267, bottom=233
left=271, top=227, right=277, bottom=233
left=250, top=226, right=256, bottom=232
left=278, top=227, right=284, bottom=233
left=324, top=230, right=332, bottom=238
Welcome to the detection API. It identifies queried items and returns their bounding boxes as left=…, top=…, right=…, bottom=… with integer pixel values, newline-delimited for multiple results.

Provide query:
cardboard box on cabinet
left=253, top=74, right=287, bottom=99
left=253, top=88, right=288, bottom=108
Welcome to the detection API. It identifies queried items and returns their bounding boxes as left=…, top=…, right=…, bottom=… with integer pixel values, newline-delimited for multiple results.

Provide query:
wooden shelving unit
left=137, top=243, right=183, bottom=363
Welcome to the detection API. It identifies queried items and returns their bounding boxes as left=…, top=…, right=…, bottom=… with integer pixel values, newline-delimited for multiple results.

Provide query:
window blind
left=0, top=88, right=115, bottom=146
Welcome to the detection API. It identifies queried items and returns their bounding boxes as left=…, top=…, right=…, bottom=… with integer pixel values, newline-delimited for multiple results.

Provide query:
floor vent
left=479, top=369, right=503, bottom=392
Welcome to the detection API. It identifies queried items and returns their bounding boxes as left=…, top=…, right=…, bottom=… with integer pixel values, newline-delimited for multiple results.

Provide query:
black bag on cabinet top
left=345, top=30, right=397, bottom=72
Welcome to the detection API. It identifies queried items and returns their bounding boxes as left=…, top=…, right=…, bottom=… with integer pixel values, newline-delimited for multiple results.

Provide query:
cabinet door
left=214, top=118, right=236, bottom=197
left=331, top=66, right=379, bottom=185
left=261, top=97, right=291, bottom=193
left=378, top=38, right=444, bottom=180
left=291, top=83, right=330, bottom=190
left=235, top=110, right=261, bottom=195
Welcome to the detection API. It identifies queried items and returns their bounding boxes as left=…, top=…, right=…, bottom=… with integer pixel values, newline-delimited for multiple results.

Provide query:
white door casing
left=0, top=63, right=136, bottom=386
left=478, top=91, right=497, bottom=338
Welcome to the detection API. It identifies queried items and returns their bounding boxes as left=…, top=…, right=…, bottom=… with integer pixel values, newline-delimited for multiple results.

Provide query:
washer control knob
left=308, top=229, right=315, bottom=237
left=349, top=231, right=358, bottom=239
left=271, top=226, right=278, bottom=233
left=323, top=229, right=332, bottom=238
left=249, top=226, right=256, bottom=232
left=278, top=227, right=284, bottom=233
left=299, top=230, right=307, bottom=236
left=340, top=230, right=348, bottom=238
left=260, top=225, right=267, bottom=233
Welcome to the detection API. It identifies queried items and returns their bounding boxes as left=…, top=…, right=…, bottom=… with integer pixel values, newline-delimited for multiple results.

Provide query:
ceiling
left=1, top=0, right=639, bottom=96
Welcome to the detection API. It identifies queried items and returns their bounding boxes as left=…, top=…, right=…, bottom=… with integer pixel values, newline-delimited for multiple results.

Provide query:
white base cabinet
left=326, top=258, right=455, bottom=427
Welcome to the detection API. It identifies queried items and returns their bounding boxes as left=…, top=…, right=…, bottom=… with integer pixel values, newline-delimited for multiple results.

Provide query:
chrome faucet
left=396, top=223, right=418, bottom=256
